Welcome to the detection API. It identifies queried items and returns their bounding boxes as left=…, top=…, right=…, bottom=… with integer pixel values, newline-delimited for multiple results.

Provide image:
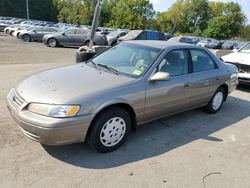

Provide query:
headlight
left=230, top=72, right=238, bottom=79
left=28, top=103, right=80, bottom=117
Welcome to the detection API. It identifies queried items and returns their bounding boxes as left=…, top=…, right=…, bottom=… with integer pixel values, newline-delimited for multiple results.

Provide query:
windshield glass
left=108, top=31, right=120, bottom=36
left=91, top=43, right=161, bottom=77
left=239, top=43, right=250, bottom=53
left=123, top=30, right=142, bottom=38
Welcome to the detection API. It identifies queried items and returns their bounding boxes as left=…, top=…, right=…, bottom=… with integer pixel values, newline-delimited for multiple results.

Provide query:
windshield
left=123, top=30, right=142, bottom=38
left=91, top=43, right=161, bottom=77
left=239, top=43, right=250, bottom=53
left=108, top=31, right=120, bottom=36
left=27, top=26, right=39, bottom=31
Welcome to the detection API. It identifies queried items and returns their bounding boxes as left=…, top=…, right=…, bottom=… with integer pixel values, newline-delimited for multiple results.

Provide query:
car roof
left=124, top=40, right=197, bottom=50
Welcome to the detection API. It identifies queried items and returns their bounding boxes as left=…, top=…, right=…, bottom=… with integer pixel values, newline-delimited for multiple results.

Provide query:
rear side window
left=190, top=50, right=217, bottom=72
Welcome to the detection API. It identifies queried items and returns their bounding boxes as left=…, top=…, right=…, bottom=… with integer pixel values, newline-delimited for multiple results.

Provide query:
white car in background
left=4, top=24, right=19, bottom=34
left=12, top=25, right=31, bottom=38
left=221, top=42, right=250, bottom=85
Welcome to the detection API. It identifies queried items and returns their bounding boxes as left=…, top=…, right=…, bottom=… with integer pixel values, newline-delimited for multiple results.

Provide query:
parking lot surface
left=0, top=35, right=250, bottom=188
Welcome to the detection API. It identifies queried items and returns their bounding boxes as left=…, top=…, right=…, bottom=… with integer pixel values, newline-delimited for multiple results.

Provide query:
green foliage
left=240, top=25, right=250, bottom=40
left=204, top=2, right=246, bottom=39
left=155, top=0, right=246, bottom=39
left=0, top=0, right=58, bottom=21
left=0, top=0, right=247, bottom=40
left=156, top=0, right=211, bottom=34
left=107, top=0, right=155, bottom=30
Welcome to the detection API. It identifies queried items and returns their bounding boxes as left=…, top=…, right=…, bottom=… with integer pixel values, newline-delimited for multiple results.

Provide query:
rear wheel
left=23, top=34, right=31, bottom=42
left=48, top=38, right=58, bottom=47
left=205, top=87, right=225, bottom=114
left=87, top=107, right=131, bottom=153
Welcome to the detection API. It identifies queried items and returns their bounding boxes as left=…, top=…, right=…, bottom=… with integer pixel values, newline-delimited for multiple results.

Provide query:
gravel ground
left=0, top=34, right=250, bottom=188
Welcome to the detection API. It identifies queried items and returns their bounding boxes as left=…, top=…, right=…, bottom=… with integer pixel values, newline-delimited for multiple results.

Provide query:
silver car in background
left=19, top=27, right=59, bottom=42
left=42, top=28, right=108, bottom=47
left=7, top=41, right=238, bottom=152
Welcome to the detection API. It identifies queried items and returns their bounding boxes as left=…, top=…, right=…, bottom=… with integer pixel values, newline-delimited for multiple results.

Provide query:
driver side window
left=158, top=50, right=189, bottom=77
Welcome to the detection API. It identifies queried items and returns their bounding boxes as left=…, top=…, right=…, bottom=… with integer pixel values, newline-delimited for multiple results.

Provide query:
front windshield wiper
left=96, top=63, right=119, bottom=75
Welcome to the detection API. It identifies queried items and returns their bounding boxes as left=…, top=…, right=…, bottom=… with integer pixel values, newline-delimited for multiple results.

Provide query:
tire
left=85, top=40, right=90, bottom=46
left=111, top=41, right=117, bottom=46
left=23, top=34, right=31, bottom=42
left=48, top=38, right=58, bottom=47
left=205, top=87, right=225, bottom=114
left=87, top=107, right=131, bottom=153
left=10, top=31, right=14, bottom=36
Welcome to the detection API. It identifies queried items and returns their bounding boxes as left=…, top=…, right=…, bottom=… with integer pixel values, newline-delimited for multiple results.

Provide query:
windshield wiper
left=96, top=63, right=118, bottom=75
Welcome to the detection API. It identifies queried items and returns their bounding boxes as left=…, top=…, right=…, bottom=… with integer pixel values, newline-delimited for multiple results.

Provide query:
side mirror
left=149, top=72, right=170, bottom=82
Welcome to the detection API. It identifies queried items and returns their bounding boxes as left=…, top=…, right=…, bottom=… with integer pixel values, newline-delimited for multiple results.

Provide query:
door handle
left=184, top=82, right=191, bottom=87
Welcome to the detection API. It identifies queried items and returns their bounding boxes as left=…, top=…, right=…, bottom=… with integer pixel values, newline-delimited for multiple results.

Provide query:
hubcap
left=23, top=35, right=30, bottom=42
left=49, top=39, right=56, bottom=47
left=212, top=92, right=223, bottom=110
left=100, top=117, right=126, bottom=147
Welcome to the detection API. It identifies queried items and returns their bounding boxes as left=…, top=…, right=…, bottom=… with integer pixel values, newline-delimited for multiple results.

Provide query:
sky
left=150, top=0, right=250, bottom=24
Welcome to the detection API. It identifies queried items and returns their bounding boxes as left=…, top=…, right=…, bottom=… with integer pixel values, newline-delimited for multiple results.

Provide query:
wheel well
left=219, top=84, right=228, bottom=101
left=86, top=103, right=137, bottom=139
left=47, top=37, right=58, bottom=45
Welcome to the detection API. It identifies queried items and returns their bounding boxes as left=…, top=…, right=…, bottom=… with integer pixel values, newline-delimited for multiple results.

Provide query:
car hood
left=222, top=52, right=250, bottom=66
left=15, top=63, right=135, bottom=104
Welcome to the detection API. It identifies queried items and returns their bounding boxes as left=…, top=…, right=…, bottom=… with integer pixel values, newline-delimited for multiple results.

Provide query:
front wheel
left=205, top=87, right=225, bottom=114
left=87, top=107, right=131, bottom=153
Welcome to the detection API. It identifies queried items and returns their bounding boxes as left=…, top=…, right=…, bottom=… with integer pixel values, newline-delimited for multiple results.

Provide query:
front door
left=144, top=49, right=193, bottom=121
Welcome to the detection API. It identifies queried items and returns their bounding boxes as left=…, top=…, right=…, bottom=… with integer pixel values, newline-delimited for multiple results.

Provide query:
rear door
left=74, top=29, right=89, bottom=45
left=63, top=29, right=77, bottom=46
left=186, top=49, right=221, bottom=106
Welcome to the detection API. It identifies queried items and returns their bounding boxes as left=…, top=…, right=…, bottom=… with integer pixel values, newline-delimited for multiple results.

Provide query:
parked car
left=42, top=28, right=108, bottom=47
left=16, top=26, right=40, bottom=39
left=167, top=36, right=195, bottom=44
left=118, top=30, right=165, bottom=42
left=221, top=40, right=236, bottom=50
left=12, top=25, right=31, bottom=38
left=20, top=27, right=59, bottom=42
left=221, top=42, right=250, bottom=85
left=7, top=41, right=238, bottom=152
left=0, top=21, right=13, bottom=31
left=4, top=24, right=20, bottom=34
left=197, top=38, right=221, bottom=49
left=234, top=41, right=248, bottom=50
left=107, top=30, right=128, bottom=46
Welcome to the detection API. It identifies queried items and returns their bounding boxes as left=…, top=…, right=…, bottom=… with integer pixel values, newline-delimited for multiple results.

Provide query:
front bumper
left=7, top=90, right=95, bottom=145
left=238, top=72, right=250, bottom=84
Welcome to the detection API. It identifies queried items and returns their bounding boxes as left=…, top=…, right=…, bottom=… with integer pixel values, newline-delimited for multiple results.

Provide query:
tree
left=0, top=0, right=58, bottom=21
left=107, top=0, right=155, bottom=30
left=156, top=0, right=211, bottom=34
left=182, top=0, right=211, bottom=35
left=204, top=2, right=246, bottom=39
left=240, top=25, right=250, bottom=40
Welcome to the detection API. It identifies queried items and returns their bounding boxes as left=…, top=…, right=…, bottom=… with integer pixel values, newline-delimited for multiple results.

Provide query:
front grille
left=8, top=88, right=25, bottom=109
left=226, top=62, right=250, bottom=73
